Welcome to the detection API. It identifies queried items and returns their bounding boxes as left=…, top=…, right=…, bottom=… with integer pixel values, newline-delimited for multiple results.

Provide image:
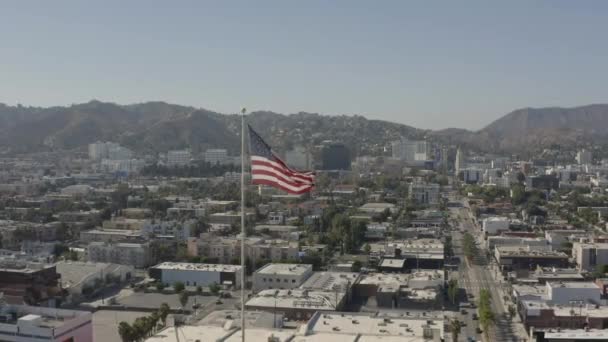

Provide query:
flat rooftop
left=144, top=326, right=235, bottom=341
left=379, top=259, right=405, bottom=269
left=256, top=263, right=312, bottom=276
left=246, top=289, right=342, bottom=311
left=308, top=312, right=443, bottom=339
left=496, top=246, right=568, bottom=258
left=152, top=262, right=242, bottom=273
left=224, top=329, right=294, bottom=342
left=543, top=329, right=608, bottom=340
left=300, top=272, right=360, bottom=292
left=548, top=281, right=600, bottom=289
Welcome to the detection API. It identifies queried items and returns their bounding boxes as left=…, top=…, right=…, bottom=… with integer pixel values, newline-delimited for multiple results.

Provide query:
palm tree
left=450, top=319, right=461, bottom=342
left=159, top=303, right=170, bottom=326
left=118, top=321, right=134, bottom=342
left=179, top=292, right=189, bottom=309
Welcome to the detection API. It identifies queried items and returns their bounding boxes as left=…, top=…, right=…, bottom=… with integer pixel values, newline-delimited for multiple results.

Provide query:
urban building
left=482, top=216, right=510, bottom=235
left=576, top=149, right=593, bottom=165
left=573, top=242, right=608, bottom=271
left=495, top=246, right=569, bottom=275
left=0, top=261, right=61, bottom=306
left=0, top=305, right=92, bottom=342
left=86, top=242, right=154, bottom=268
left=166, top=149, right=191, bottom=166
left=391, top=138, right=429, bottom=163
left=455, top=147, right=464, bottom=175
left=408, top=182, right=440, bottom=205
left=149, top=262, right=243, bottom=289
left=252, top=263, right=313, bottom=291
left=204, top=148, right=228, bottom=164
left=285, top=146, right=311, bottom=170
left=80, top=228, right=143, bottom=243
left=320, top=143, right=351, bottom=170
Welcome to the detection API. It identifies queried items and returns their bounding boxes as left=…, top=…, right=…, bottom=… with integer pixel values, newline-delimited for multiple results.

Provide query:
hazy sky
left=1, top=1, right=607, bottom=130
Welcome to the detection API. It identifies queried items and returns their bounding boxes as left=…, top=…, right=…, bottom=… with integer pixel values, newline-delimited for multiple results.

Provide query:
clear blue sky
left=1, top=1, right=607, bottom=130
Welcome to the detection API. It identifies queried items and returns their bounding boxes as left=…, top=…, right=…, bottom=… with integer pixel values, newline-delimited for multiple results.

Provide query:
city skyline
left=2, top=1, right=608, bottom=129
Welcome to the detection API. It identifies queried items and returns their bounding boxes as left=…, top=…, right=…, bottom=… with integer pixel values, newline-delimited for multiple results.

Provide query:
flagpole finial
left=241, top=107, right=247, bottom=114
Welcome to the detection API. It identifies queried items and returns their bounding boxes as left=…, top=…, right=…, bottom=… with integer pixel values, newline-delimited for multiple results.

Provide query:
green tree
left=447, top=279, right=459, bottom=304
left=450, top=319, right=461, bottom=342
left=478, top=289, right=495, bottom=335
left=352, top=260, right=363, bottom=272
left=363, top=243, right=371, bottom=254
left=209, top=282, right=220, bottom=295
left=179, top=292, right=189, bottom=308
left=156, top=282, right=166, bottom=291
left=462, top=232, right=477, bottom=261
left=118, top=321, right=135, bottom=342
left=159, top=303, right=170, bottom=326
left=173, top=281, right=185, bottom=293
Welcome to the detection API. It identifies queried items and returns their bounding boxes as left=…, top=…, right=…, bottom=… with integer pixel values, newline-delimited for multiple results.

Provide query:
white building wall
left=547, top=283, right=601, bottom=305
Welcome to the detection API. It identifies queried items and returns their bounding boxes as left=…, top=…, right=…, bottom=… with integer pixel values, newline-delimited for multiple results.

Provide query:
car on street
left=472, top=313, right=478, bottom=320
left=460, top=309, right=467, bottom=314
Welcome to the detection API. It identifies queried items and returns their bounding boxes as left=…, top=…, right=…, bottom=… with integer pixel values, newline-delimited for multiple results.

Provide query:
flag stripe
left=252, top=175, right=314, bottom=194
left=249, top=125, right=315, bottom=195
left=251, top=156, right=314, bottom=182
left=250, top=168, right=310, bottom=187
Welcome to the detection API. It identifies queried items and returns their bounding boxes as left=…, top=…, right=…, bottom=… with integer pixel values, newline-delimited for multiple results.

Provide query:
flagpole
left=240, top=107, right=247, bottom=342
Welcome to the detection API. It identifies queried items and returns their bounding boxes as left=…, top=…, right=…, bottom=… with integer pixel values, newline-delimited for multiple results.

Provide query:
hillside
left=0, top=101, right=422, bottom=156
left=478, top=104, right=608, bottom=152
left=1, top=101, right=608, bottom=155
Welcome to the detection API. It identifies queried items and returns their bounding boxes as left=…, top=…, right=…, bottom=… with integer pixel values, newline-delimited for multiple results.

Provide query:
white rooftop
left=307, top=312, right=443, bottom=339
left=145, top=326, right=234, bottom=341
left=256, top=263, right=312, bottom=276
left=152, top=262, right=242, bottom=273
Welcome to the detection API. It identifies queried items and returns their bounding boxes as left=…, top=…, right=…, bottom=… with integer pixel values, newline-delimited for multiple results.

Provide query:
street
left=451, top=207, right=528, bottom=342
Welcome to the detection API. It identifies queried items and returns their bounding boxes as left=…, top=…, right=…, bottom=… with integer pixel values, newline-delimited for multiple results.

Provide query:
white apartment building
left=204, top=149, right=228, bottom=164
left=0, top=305, right=92, bottom=342
left=141, top=220, right=193, bottom=241
left=150, top=262, right=243, bottom=289
left=87, top=242, right=153, bottom=268
left=167, top=150, right=192, bottom=166
left=188, top=235, right=298, bottom=265
left=482, top=216, right=510, bottom=235
left=573, top=242, right=608, bottom=271
left=252, top=263, right=313, bottom=291
left=546, top=282, right=601, bottom=305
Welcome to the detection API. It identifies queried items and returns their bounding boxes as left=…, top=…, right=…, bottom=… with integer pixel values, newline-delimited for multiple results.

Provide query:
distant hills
left=0, top=101, right=607, bottom=156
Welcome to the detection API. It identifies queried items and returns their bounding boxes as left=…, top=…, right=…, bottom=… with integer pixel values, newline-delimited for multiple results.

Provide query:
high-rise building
left=320, top=143, right=351, bottom=170
left=167, top=150, right=192, bottom=166
left=455, top=147, right=464, bottom=175
left=576, top=149, right=593, bottom=165
left=391, top=138, right=429, bottom=163
left=285, top=146, right=311, bottom=170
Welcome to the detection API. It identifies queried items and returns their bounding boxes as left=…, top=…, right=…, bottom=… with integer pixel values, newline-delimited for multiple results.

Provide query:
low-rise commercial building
left=573, top=242, right=608, bottom=271
left=495, top=246, right=568, bottom=275
left=482, top=216, right=510, bottom=235
left=149, top=262, right=242, bottom=289
left=253, top=263, right=313, bottom=291
left=0, top=305, right=92, bottom=342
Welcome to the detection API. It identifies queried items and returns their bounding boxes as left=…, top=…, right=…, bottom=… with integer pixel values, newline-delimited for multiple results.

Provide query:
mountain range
left=0, top=101, right=607, bottom=156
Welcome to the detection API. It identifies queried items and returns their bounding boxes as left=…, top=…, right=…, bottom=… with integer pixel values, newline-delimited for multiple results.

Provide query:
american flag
left=248, top=125, right=315, bottom=194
